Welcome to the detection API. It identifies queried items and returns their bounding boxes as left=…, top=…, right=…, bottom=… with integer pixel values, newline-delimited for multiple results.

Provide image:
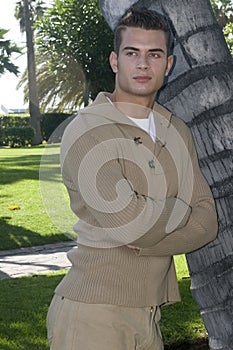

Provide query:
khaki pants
left=47, top=294, right=164, bottom=350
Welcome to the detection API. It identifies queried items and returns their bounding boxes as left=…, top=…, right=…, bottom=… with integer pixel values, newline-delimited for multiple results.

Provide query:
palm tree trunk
left=99, top=1, right=233, bottom=349
left=24, top=0, right=42, bottom=145
left=156, top=2, right=233, bottom=348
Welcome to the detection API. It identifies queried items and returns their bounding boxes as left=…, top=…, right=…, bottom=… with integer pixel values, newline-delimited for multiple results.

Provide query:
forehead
left=120, top=27, right=167, bottom=51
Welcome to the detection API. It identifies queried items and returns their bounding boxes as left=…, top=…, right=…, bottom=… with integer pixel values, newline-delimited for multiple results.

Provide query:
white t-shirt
left=106, top=96, right=156, bottom=142
left=128, top=111, right=156, bottom=142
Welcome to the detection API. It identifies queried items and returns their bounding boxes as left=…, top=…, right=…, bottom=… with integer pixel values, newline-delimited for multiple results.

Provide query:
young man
left=47, top=7, right=218, bottom=350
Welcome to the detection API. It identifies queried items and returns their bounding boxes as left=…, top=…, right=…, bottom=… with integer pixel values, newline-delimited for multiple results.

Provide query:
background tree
left=211, top=0, right=233, bottom=53
left=18, top=50, right=86, bottom=112
left=15, top=0, right=45, bottom=144
left=0, top=29, right=21, bottom=76
left=35, top=0, right=114, bottom=107
left=99, top=1, right=233, bottom=349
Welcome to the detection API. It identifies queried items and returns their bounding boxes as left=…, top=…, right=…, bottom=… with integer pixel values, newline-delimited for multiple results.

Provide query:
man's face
left=110, top=27, right=173, bottom=104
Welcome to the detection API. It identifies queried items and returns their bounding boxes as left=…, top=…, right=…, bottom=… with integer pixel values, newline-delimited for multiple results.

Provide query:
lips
left=133, top=76, right=152, bottom=83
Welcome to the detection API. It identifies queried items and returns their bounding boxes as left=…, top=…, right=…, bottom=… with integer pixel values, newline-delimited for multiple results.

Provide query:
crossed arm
left=129, top=132, right=218, bottom=256
left=61, top=123, right=218, bottom=252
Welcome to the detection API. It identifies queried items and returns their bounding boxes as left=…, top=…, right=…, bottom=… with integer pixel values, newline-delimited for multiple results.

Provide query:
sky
left=0, top=0, right=27, bottom=111
left=0, top=0, right=53, bottom=112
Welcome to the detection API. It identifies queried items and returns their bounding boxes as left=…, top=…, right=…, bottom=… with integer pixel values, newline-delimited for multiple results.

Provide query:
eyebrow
left=123, top=46, right=165, bottom=53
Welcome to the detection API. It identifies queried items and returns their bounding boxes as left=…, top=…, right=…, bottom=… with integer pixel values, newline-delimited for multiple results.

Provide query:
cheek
left=117, top=62, right=130, bottom=79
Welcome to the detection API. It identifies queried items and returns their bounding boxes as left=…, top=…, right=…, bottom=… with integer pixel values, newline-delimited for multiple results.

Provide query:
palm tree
left=0, top=29, right=21, bottom=76
left=15, top=0, right=44, bottom=144
left=99, top=1, right=233, bottom=349
left=18, top=50, right=86, bottom=112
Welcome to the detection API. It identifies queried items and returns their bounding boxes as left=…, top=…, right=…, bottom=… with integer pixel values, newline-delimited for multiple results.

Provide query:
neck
left=110, top=91, right=156, bottom=119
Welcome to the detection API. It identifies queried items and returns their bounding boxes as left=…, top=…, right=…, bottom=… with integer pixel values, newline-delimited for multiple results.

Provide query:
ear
left=109, top=51, right=118, bottom=73
left=165, top=55, right=174, bottom=77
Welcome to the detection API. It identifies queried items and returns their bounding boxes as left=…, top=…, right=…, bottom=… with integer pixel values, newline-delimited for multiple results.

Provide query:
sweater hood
left=61, top=92, right=173, bottom=167
left=81, top=92, right=173, bottom=129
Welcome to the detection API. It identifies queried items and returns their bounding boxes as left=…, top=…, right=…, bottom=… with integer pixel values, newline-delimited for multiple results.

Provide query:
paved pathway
left=0, top=241, right=76, bottom=280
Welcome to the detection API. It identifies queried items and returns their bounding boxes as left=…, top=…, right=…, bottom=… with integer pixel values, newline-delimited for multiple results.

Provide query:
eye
left=149, top=53, right=160, bottom=58
left=126, top=51, right=137, bottom=57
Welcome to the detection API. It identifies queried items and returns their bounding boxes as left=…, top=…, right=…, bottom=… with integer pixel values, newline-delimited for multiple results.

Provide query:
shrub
left=0, top=112, right=72, bottom=145
left=41, top=113, right=72, bottom=142
left=1, top=126, right=35, bottom=147
left=0, top=115, right=30, bottom=128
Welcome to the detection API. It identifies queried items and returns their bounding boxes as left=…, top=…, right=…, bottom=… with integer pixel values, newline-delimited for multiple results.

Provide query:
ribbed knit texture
left=55, top=245, right=176, bottom=307
left=55, top=92, right=218, bottom=307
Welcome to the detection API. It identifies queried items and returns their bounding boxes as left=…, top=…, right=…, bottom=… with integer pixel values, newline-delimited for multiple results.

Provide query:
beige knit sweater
left=55, top=92, right=218, bottom=307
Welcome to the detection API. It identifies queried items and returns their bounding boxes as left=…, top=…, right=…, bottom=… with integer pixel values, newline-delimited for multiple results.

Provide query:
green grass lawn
left=161, top=256, right=207, bottom=344
left=0, top=256, right=207, bottom=350
left=0, top=145, right=73, bottom=250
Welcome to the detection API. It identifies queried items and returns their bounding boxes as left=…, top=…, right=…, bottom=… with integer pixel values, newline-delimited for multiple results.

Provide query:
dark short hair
left=114, top=6, right=172, bottom=56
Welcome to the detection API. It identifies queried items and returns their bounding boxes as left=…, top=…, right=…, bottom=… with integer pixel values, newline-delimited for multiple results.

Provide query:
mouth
left=133, top=76, right=152, bottom=83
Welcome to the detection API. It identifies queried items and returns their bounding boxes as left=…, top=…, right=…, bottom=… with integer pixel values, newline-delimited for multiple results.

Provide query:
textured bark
left=99, top=0, right=233, bottom=349
left=24, top=0, right=42, bottom=145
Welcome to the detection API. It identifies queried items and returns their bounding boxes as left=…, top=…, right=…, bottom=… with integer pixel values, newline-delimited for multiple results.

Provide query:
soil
left=164, top=338, right=209, bottom=349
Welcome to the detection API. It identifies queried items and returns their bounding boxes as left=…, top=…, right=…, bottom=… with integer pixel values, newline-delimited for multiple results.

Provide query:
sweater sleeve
left=61, top=129, right=191, bottom=248
left=136, top=129, right=218, bottom=256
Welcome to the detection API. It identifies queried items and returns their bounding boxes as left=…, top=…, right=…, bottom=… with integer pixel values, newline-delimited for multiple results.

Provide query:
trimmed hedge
left=41, top=112, right=72, bottom=141
left=1, top=126, right=35, bottom=147
left=0, top=112, right=72, bottom=146
left=0, top=114, right=30, bottom=128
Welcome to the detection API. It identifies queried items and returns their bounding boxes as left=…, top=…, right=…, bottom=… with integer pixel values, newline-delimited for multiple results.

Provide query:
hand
left=127, top=245, right=140, bottom=251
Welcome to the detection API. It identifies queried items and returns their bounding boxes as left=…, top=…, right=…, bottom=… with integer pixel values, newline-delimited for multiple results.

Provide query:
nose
left=136, top=55, right=150, bottom=69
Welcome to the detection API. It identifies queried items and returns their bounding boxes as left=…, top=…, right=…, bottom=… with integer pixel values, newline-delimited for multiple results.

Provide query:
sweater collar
left=82, top=92, right=172, bottom=127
